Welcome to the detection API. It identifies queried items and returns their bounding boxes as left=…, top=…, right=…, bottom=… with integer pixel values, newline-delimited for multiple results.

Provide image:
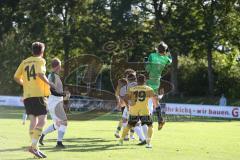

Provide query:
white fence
left=0, top=95, right=239, bottom=119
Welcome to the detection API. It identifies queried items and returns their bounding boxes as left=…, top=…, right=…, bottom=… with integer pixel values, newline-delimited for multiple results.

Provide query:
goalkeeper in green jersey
left=145, top=41, right=172, bottom=130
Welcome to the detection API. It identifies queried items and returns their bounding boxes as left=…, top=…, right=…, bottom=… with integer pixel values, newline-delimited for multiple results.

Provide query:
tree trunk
left=63, top=34, right=70, bottom=79
left=207, top=44, right=214, bottom=96
left=62, top=4, right=70, bottom=80
left=171, top=51, right=179, bottom=95
left=152, top=0, right=164, bottom=36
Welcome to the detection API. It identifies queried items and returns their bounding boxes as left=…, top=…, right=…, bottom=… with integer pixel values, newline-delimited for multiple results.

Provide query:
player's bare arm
left=152, top=95, right=158, bottom=108
left=13, top=76, right=23, bottom=86
left=37, top=73, right=54, bottom=87
left=121, top=95, right=129, bottom=106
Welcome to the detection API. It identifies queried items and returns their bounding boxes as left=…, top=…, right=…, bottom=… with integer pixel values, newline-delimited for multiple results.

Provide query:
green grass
left=0, top=106, right=240, bottom=160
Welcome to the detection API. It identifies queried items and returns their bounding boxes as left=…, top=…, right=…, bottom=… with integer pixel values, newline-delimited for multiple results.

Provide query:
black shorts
left=24, top=97, right=48, bottom=116
left=128, top=115, right=153, bottom=127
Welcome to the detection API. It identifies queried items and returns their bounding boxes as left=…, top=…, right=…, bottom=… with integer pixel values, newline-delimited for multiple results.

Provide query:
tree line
left=0, top=0, right=239, bottom=98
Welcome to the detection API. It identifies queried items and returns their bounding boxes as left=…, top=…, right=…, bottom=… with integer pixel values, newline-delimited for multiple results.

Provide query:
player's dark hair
left=127, top=73, right=136, bottom=81
left=124, top=68, right=136, bottom=78
left=32, top=42, right=45, bottom=55
left=51, top=58, right=61, bottom=68
left=158, top=41, right=168, bottom=53
left=137, top=74, right=146, bottom=85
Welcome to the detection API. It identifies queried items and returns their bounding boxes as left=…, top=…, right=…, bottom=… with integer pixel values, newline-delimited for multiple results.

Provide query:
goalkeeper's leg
left=156, top=102, right=165, bottom=130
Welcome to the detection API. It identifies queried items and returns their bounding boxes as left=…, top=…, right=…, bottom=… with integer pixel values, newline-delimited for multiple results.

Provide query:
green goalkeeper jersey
left=145, top=52, right=172, bottom=93
left=146, top=52, right=172, bottom=79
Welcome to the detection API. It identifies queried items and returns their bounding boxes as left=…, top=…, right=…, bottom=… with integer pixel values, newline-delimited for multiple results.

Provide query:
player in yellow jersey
left=119, top=74, right=157, bottom=148
left=14, top=42, right=51, bottom=158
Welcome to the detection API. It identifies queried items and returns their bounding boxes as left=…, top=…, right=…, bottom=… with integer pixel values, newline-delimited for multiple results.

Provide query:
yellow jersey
left=127, top=85, right=155, bottom=116
left=14, top=56, right=50, bottom=99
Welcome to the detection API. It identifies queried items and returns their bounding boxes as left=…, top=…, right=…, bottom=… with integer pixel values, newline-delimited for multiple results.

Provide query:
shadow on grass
left=5, top=158, right=36, bottom=160
left=41, top=137, right=131, bottom=152
left=0, top=137, right=132, bottom=160
left=0, top=146, right=38, bottom=160
left=0, top=106, right=120, bottom=121
left=0, top=146, right=29, bottom=153
left=45, top=137, right=114, bottom=143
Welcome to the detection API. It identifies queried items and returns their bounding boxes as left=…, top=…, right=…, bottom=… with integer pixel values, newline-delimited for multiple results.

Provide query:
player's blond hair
left=124, top=68, right=136, bottom=78
left=127, top=73, right=136, bottom=82
left=51, top=58, right=61, bottom=68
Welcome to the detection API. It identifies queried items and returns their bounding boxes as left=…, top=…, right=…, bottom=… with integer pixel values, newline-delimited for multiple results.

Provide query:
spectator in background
left=219, top=94, right=227, bottom=106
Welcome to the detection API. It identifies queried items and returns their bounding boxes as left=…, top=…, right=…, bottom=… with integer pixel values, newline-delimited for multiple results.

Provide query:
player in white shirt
left=39, top=58, right=70, bottom=148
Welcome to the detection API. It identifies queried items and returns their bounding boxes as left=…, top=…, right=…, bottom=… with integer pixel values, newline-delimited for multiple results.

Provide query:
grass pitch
left=0, top=106, right=239, bottom=160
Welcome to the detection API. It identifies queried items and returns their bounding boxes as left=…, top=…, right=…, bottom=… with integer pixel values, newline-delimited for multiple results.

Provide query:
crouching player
left=119, top=74, right=157, bottom=148
left=39, top=58, right=70, bottom=148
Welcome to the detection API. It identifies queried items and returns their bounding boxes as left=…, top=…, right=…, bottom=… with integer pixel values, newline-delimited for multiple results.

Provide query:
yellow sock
left=147, top=125, right=153, bottom=144
left=31, top=128, right=42, bottom=149
left=29, top=129, right=34, bottom=139
left=120, top=126, right=130, bottom=140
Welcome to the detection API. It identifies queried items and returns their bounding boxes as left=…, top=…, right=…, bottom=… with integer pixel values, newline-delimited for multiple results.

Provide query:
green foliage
left=178, top=48, right=240, bottom=97
left=178, top=55, right=208, bottom=96
left=0, top=32, right=29, bottom=95
left=0, top=0, right=239, bottom=98
left=213, top=48, right=240, bottom=98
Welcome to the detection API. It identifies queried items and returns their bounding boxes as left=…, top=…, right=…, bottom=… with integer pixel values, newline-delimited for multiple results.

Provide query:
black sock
left=117, top=126, right=121, bottom=131
left=57, top=141, right=63, bottom=145
left=40, top=134, right=45, bottom=139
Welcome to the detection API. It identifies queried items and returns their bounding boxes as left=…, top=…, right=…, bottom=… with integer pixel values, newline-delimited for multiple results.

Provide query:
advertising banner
left=166, top=103, right=240, bottom=119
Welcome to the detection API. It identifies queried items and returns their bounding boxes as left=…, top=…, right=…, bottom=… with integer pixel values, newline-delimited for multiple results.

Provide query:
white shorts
left=48, top=95, right=67, bottom=123
left=148, top=98, right=154, bottom=115
left=122, top=107, right=129, bottom=119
